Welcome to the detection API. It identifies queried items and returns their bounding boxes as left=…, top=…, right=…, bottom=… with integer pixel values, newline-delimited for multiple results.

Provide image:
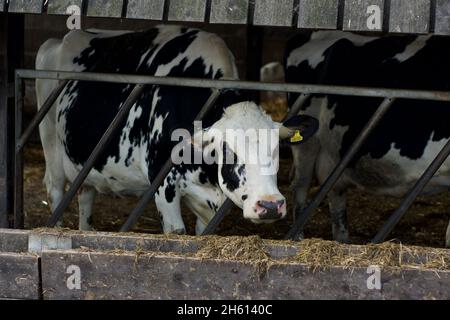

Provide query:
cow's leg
left=78, top=187, right=97, bottom=231
left=195, top=218, right=207, bottom=235
left=446, top=219, right=450, bottom=248
left=40, top=123, right=66, bottom=227
left=328, top=189, right=349, bottom=243
left=155, top=179, right=186, bottom=234
left=291, top=139, right=320, bottom=239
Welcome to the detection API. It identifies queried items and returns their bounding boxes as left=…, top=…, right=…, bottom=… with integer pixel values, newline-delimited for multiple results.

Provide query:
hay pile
left=289, top=239, right=450, bottom=271
left=29, top=228, right=450, bottom=271
left=196, top=235, right=270, bottom=262
left=196, top=236, right=450, bottom=271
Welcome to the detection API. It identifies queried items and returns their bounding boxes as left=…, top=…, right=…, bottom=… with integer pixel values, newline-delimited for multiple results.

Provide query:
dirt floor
left=23, top=141, right=450, bottom=249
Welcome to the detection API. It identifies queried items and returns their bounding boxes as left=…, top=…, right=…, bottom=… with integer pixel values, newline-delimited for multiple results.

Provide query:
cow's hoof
left=295, top=231, right=305, bottom=241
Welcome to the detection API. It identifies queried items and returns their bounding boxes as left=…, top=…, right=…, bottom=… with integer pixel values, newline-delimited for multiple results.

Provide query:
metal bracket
left=28, top=233, right=72, bottom=253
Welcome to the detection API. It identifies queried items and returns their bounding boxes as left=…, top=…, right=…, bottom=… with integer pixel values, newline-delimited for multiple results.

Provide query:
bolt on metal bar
left=201, top=198, right=236, bottom=235
left=46, top=84, right=147, bottom=227
left=372, top=138, right=450, bottom=244
left=14, top=75, right=24, bottom=229
left=16, top=69, right=450, bottom=102
left=16, top=80, right=68, bottom=152
left=285, top=98, right=396, bottom=240
left=284, top=93, right=311, bottom=120
left=120, top=89, right=222, bottom=232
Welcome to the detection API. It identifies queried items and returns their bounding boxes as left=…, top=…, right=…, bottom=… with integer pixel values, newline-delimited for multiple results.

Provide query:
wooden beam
left=389, top=0, right=431, bottom=33
left=47, top=0, right=84, bottom=15
left=0, top=253, right=41, bottom=300
left=0, top=229, right=29, bottom=253
left=253, top=0, right=294, bottom=27
left=8, top=0, right=45, bottom=13
left=167, top=0, right=207, bottom=22
left=86, top=0, right=124, bottom=18
left=298, top=0, right=339, bottom=29
left=343, top=0, right=385, bottom=32
left=40, top=249, right=450, bottom=300
left=435, top=0, right=450, bottom=35
left=126, top=0, right=165, bottom=20
left=210, top=0, right=249, bottom=24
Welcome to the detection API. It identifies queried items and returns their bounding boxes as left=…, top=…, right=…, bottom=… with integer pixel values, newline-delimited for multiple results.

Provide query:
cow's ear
left=279, top=115, right=319, bottom=144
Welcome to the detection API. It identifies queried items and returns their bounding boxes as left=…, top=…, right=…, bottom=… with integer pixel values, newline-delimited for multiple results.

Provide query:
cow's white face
left=197, top=102, right=318, bottom=223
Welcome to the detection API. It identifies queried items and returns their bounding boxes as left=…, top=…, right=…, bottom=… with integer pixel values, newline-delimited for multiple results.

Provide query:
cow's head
left=194, top=102, right=318, bottom=223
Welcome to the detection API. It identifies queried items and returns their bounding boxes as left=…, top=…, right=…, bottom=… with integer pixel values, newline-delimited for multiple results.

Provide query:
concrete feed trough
left=1, top=229, right=449, bottom=300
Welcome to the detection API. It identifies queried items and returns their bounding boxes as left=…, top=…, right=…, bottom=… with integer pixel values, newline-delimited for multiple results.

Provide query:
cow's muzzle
left=256, top=199, right=285, bottom=220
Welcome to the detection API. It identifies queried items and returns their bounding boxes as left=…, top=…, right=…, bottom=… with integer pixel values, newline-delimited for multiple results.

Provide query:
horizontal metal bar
left=201, top=198, right=235, bottom=236
left=47, top=84, right=147, bottom=227
left=285, top=98, right=396, bottom=240
left=16, top=80, right=68, bottom=153
left=17, top=69, right=450, bottom=102
left=372, top=138, right=450, bottom=244
left=120, top=89, right=222, bottom=232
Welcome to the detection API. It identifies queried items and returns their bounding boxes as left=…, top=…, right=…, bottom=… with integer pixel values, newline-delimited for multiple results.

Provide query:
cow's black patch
left=285, top=34, right=450, bottom=165
left=221, top=142, right=246, bottom=192
left=207, top=200, right=218, bottom=212
left=165, top=182, right=176, bottom=203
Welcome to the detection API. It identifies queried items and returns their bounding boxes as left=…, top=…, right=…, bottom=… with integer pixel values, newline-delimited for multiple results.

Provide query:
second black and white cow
left=285, top=31, right=450, bottom=246
left=36, top=26, right=317, bottom=234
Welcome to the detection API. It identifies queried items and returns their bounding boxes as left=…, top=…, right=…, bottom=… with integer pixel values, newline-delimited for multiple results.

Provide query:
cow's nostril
left=257, top=200, right=278, bottom=211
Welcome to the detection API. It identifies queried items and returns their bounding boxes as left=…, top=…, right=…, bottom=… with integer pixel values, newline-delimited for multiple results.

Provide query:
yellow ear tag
left=290, top=130, right=304, bottom=143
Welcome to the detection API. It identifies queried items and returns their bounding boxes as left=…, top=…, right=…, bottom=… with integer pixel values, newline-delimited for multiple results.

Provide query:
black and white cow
left=36, top=26, right=317, bottom=234
left=285, top=31, right=450, bottom=247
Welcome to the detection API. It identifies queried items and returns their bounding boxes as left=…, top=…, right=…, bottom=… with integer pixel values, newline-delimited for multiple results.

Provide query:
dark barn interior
left=2, top=1, right=450, bottom=247
left=1, top=0, right=450, bottom=301
left=9, top=6, right=450, bottom=248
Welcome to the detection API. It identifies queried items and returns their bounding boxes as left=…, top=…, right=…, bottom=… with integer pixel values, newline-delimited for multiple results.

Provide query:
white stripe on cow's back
left=287, top=31, right=377, bottom=69
left=392, top=35, right=432, bottom=63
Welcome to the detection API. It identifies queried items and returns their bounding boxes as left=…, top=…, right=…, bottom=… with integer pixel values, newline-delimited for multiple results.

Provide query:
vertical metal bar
left=201, top=198, right=235, bottom=235
left=0, top=14, right=9, bottom=228
left=46, top=84, right=147, bottom=227
left=14, top=74, right=24, bottom=229
left=246, top=25, right=264, bottom=102
left=372, top=138, right=450, bottom=244
left=285, top=98, right=396, bottom=240
left=16, top=80, right=69, bottom=152
left=120, top=89, right=222, bottom=232
left=284, top=93, right=311, bottom=120
left=0, top=14, right=23, bottom=228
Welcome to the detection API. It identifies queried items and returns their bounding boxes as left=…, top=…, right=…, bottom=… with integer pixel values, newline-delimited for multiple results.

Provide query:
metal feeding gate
left=1, top=0, right=450, bottom=300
